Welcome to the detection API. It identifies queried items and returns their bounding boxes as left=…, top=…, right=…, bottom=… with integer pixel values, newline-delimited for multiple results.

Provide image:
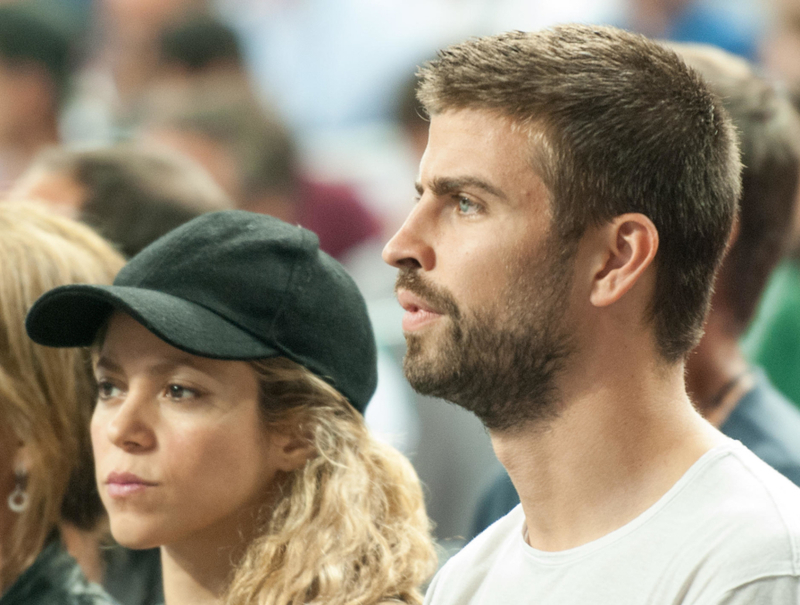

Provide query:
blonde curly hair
left=223, top=358, right=437, bottom=605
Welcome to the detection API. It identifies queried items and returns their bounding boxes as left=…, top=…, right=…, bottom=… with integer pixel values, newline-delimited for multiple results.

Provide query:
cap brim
left=25, top=284, right=281, bottom=360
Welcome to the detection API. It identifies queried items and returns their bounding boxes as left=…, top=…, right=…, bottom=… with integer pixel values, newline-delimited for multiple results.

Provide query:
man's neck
left=490, top=356, right=724, bottom=552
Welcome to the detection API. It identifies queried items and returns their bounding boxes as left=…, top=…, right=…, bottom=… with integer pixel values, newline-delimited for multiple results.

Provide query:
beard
left=396, top=237, right=576, bottom=432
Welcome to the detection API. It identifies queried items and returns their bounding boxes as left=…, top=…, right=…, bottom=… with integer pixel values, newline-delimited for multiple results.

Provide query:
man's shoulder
left=426, top=505, right=525, bottom=602
left=629, top=440, right=800, bottom=593
left=713, top=440, right=800, bottom=522
left=449, top=503, right=525, bottom=569
left=670, top=444, right=800, bottom=601
left=424, top=443, right=800, bottom=605
left=701, top=442, right=800, bottom=567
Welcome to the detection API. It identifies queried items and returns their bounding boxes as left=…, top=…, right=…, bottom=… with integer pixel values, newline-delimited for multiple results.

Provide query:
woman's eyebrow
left=94, top=354, right=208, bottom=376
left=94, top=356, right=122, bottom=374
left=96, top=354, right=232, bottom=392
left=145, top=358, right=210, bottom=377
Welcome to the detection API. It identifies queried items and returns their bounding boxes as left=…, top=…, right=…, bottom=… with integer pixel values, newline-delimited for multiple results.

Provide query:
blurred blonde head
left=224, top=358, right=437, bottom=605
left=0, top=201, right=124, bottom=588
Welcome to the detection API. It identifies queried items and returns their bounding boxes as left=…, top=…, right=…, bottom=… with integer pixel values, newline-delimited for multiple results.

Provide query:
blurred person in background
left=153, top=13, right=252, bottom=102
left=745, top=0, right=800, bottom=405
left=680, top=44, right=800, bottom=482
left=742, top=87, right=800, bottom=411
left=0, top=200, right=123, bottom=605
left=761, top=0, right=800, bottom=86
left=26, top=210, right=437, bottom=605
left=137, top=14, right=383, bottom=262
left=396, top=72, right=430, bottom=167
left=471, top=41, right=800, bottom=536
left=10, top=144, right=233, bottom=258
left=0, top=4, right=71, bottom=191
left=216, top=0, right=619, bottom=133
left=622, top=0, right=762, bottom=59
left=92, top=0, right=211, bottom=124
left=143, top=94, right=383, bottom=262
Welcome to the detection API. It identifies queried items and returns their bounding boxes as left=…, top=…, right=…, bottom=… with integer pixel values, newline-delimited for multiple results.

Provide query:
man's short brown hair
left=417, top=25, right=742, bottom=361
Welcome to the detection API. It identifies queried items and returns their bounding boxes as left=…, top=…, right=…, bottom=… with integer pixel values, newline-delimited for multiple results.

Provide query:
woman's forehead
left=96, top=312, right=258, bottom=385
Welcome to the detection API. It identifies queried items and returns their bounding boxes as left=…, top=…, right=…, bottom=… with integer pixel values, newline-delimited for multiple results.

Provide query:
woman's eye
left=97, top=381, right=121, bottom=400
left=457, top=196, right=481, bottom=215
left=166, top=384, right=196, bottom=401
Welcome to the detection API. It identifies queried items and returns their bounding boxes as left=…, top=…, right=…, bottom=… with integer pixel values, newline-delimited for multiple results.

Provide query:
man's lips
left=397, top=289, right=444, bottom=331
left=105, top=472, right=158, bottom=499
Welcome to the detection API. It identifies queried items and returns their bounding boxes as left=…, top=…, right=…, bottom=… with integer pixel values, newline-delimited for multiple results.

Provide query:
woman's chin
left=109, top=522, right=163, bottom=550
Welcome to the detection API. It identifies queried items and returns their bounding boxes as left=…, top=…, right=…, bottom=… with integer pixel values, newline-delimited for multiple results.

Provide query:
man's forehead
left=419, top=111, right=551, bottom=206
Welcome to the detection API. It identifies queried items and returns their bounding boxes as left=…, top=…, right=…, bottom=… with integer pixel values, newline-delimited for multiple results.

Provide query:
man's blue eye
left=458, top=197, right=478, bottom=214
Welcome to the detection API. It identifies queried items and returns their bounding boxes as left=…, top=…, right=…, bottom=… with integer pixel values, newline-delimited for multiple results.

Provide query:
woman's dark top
left=0, top=540, right=118, bottom=605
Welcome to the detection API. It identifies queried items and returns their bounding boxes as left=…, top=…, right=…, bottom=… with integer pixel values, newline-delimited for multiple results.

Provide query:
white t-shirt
left=425, top=441, right=800, bottom=604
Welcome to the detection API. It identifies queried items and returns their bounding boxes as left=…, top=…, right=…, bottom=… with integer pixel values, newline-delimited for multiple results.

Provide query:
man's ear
left=589, top=213, right=658, bottom=308
left=267, top=431, right=316, bottom=473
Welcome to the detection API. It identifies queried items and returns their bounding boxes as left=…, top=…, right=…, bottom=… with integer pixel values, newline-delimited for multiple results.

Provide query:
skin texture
left=92, top=312, right=305, bottom=604
left=384, top=108, right=723, bottom=551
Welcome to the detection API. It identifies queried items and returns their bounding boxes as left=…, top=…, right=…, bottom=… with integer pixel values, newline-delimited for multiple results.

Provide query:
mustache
left=395, top=268, right=461, bottom=320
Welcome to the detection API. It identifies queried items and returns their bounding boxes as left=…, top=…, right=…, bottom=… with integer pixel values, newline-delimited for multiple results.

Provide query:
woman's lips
left=105, top=472, right=157, bottom=499
left=397, top=289, right=444, bottom=332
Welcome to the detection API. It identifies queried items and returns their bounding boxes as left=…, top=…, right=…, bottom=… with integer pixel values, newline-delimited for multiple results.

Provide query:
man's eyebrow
left=416, top=176, right=507, bottom=200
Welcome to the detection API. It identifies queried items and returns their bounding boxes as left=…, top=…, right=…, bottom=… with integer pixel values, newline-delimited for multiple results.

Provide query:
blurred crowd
left=3, top=0, right=800, bottom=602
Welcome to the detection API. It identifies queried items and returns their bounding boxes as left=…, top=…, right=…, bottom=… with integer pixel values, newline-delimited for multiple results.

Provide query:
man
left=469, top=42, right=800, bottom=536
left=0, top=5, right=70, bottom=191
left=742, top=88, right=800, bottom=410
left=10, top=144, right=232, bottom=258
left=383, top=25, right=800, bottom=604
left=679, top=45, right=800, bottom=479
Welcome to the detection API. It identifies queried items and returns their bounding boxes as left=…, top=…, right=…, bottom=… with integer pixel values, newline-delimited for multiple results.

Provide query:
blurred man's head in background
left=11, top=144, right=232, bottom=258
left=678, top=43, right=800, bottom=334
left=0, top=5, right=71, bottom=182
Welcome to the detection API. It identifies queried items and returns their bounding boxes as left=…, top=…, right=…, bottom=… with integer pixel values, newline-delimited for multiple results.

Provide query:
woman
left=0, top=201, right=125, bottom=603
left=26, top=210, right=437, bottom=605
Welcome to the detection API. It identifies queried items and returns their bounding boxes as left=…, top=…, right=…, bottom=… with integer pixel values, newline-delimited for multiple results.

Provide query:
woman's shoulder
left=62, top=574, right=121, bottom=605
left=0, top=542, right=120, bottom=605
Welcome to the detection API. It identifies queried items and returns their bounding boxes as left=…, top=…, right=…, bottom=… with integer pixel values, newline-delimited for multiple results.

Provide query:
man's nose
left=382, top=202, right=436, bottom=271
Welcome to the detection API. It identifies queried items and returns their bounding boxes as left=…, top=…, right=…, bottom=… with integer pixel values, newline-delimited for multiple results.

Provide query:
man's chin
left=403, top=343, right=455, bottom=397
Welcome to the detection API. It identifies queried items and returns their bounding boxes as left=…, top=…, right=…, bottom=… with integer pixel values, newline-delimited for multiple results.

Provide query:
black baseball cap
left=25, top=210, right=378, bottom=413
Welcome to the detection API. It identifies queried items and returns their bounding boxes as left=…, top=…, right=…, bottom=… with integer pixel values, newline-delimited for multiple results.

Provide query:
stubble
left=396, top=236, right=576, bottom=432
